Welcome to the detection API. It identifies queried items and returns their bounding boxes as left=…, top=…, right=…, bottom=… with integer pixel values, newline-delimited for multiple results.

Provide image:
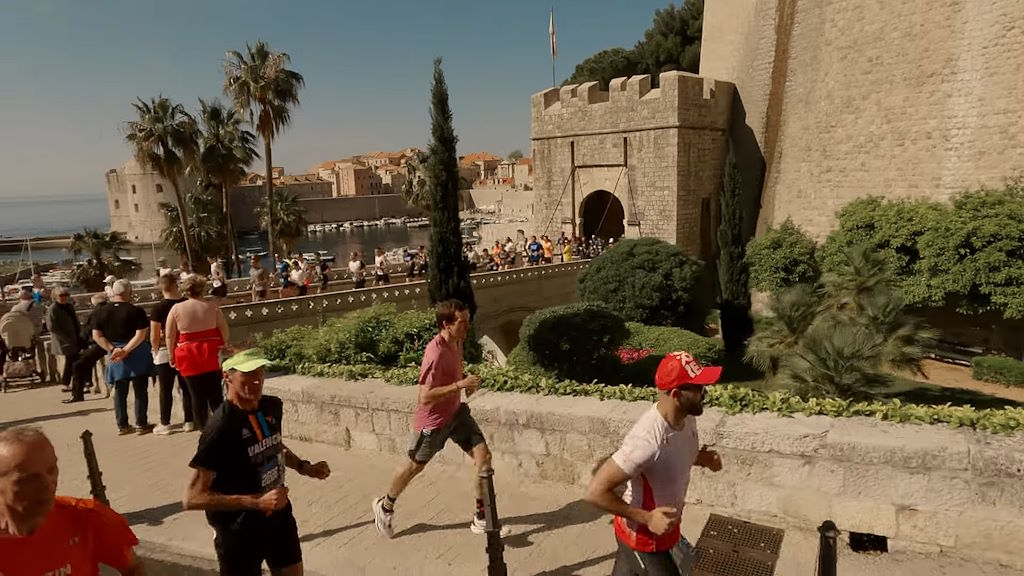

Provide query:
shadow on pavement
left=299, top=519, right=374, bottom=543
left=532, top=551, right=617, bottom=575
left=123, top=501, right=184, bottom=526
left=0, top=406, right=109, bottom=427
left=397, top=499, right=606, bottom=548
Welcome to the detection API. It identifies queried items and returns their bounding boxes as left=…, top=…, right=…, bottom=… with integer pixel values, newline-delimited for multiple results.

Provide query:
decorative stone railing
left=223, top=260, right=591, bottom=348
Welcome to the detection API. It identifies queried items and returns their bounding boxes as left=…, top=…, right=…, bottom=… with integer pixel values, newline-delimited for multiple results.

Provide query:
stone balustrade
left=265, top=374, right=1024, bottom=569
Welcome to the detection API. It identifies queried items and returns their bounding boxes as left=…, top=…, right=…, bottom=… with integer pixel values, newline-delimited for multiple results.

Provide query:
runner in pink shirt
left=372, top=299, right=499, bottom=538
left=585, top=351, right=724, bottom=575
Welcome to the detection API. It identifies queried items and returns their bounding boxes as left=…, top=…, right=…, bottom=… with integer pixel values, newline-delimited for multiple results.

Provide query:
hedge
left=744, top=218, right=819, bottom=292
left=288, top=362, right=1024, bottom=435
left=618, top=322, right=724, bottom=386
left=257, top=304, right=479, bottom=369
left=972, top=356, right=1024, bottom=388
left=516, top=302, right=629, bottom=382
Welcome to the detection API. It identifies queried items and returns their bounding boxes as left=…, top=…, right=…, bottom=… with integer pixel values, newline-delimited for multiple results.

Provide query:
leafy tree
left=424, top=58, right=476, bottom=315
left=820, top=197, right=944, bottom=305
left=577, top=237, right=706, bottom=330
left=744, top=218, right=819, bottom=292
left=123, top=96, right=199, bottom=266
left=196, top=98, right=259, bottom=276
left=717, top=150, right=753, bottom=354
left=564, top=47, right=646, bottom=88
left=401, top=150, right=431, bottom=211
left=635, top=0, right=704, bottom=77
left=257, top=188, right=307, bottom=256
left=508, top=149, right=524, bottom=161
left=69, top=228, right=135, bottom=292
left=918, top=181, right=1024, bottom=319
left=159, top=179, right=228, bottom=265
left=224, top=41, right=304, bottom=256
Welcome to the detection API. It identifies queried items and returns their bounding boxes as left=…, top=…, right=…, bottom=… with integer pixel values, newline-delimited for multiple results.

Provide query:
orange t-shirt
left=0, top=496, right=138, bottom=576
left=542, top=240, right=553, bottom=258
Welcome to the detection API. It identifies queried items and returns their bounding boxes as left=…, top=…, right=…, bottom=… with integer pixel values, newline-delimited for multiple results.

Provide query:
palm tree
left=69, top=228, right=132, bottom=291
left=123, top=96, right=200, bottom=266
left=223, top=41, right=304, bottom=256
left=744, top=283, right=821, bottom=376
left=159, top=179, right=228, bottom=264
left=197, top=98, right=259, bottom=276
left=257, top=188, right=306, bottom=256
left=401, top=151, right=431, bottom=211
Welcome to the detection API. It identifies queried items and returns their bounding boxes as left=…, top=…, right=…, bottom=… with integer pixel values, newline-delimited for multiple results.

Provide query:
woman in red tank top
left=166, top=275, right=229, bottom=431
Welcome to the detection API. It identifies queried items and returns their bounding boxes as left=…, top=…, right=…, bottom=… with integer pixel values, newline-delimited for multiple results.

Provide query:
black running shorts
left=611, top=536, right=694, bottom=576
left=213, top=502, right=302, bottom=576
left=408, top=403, right=485, bottom=464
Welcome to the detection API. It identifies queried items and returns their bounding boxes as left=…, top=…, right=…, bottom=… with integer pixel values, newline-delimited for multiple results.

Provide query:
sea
left=0, top=194, right=438, bottom=276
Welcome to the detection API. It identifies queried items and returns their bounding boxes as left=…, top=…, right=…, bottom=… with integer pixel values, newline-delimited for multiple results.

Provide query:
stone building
left=105, top=160, right=176, bottom=243
left=700, top=0, right=1024, bottom=239
left=531, top=71, right=733, bottom=260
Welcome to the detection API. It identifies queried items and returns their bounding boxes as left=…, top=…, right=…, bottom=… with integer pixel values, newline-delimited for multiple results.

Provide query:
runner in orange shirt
left=0, top=427, right=142, bottom=575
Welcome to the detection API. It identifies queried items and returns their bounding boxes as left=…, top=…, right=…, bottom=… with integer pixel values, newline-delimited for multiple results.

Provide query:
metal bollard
left=479, top=466, right=508, bottom=576
left=816, top=520, right=838, bottom=576
left=80, top=430, right=109, bottom=506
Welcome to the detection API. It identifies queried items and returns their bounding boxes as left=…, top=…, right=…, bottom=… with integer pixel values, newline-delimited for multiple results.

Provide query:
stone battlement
left=531, top=71, right=733, bottom=139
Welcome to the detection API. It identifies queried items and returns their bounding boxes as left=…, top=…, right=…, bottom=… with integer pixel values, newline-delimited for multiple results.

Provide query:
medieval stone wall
left=701, top=0, right=1024, bottom=239
left=531, top=72, right=733, bottom=257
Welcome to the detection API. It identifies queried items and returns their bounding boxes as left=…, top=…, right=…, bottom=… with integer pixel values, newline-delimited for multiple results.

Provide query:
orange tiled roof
left=516, top=157, right=533, bottom=166
left=459, top=152, right=502, bottom=166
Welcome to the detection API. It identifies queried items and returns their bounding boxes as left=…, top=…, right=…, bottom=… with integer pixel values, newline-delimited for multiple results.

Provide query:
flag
left=549, top=8, right=557, bottom=58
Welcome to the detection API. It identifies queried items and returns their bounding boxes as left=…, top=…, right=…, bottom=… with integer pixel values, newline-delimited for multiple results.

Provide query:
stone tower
left=530, top=71, right=734, bottom=260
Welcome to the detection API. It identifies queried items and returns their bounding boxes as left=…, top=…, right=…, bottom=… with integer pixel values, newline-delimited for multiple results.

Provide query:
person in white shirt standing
left=207, top=256, right=227, bottom=300
left=585, top=351, right=724, bottom=576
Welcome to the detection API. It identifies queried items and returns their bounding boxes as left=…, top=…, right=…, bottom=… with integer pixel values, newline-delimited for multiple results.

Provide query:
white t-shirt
left=374, top=254, right=388, bottom=274
left=612, top=406, right=699, bottom=538
left=210, top=261, right=225, bottom=287
left=349, top=260, right=364, bottom=280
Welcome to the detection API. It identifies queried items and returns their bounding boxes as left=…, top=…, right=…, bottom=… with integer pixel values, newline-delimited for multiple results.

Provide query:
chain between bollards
left=479, top=466, right=508, bottom=576
left=816, top=520, right=838, bottom=576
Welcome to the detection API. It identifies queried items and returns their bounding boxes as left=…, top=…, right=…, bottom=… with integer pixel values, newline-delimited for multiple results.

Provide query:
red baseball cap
left=654, top=351, right=722, bottom=390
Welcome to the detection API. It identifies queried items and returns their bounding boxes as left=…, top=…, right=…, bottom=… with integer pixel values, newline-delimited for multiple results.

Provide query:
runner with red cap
left=584, top=350, right=724, bottom=575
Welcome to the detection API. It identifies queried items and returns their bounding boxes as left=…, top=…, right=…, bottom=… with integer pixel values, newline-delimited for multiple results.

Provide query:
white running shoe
left=470, top=516, right=511, bottom=536
left=372, top=497, right=394, bottom=538
left=182, top=422, right=196, bottom=433
left=153, top=424, right=173, bottom=436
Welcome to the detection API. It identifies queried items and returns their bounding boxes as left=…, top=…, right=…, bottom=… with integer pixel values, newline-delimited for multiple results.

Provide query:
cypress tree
left=718, top=148, right=753, bottom=355
left=425, top=58, right=476, bottom=315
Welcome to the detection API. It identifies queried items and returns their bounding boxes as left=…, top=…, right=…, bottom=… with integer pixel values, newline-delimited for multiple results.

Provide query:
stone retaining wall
left=266, top=375, right=1024, bottom=569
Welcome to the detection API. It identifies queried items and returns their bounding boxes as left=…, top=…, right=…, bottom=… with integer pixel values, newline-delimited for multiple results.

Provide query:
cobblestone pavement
left=2, top=382, right=1020, bottom=575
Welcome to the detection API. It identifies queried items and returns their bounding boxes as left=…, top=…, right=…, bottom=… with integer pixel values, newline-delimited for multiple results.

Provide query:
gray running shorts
left=408, top=403, right=485, bottom=464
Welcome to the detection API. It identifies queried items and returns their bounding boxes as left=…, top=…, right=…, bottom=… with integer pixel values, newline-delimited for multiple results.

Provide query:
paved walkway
left=1, top=382, right=1020, bottom=575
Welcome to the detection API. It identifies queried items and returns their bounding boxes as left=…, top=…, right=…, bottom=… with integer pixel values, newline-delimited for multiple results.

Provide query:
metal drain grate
left=692, top=514, right=785, bottom=576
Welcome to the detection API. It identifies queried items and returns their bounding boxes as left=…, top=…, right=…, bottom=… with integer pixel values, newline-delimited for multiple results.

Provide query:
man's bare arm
left=583, top=458, right=651, bottom=526
left=182, top=468, right=260, bottom=511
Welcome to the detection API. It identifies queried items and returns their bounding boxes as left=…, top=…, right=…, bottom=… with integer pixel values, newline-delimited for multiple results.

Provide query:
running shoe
left=470, top=515, right=511, bottom=536
left=153, top=424, right=173, bottom=436
left=117, top=426, right=133, bottom=436
left=372, top=496, right=394, bottom=538
left=182, top=422, right=196, bottom=433
left=136, top=424, right=154, bottom=436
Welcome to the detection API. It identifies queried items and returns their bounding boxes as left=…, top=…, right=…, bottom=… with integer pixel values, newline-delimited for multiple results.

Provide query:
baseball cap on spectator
left=654, top=351, right=722, bottom=390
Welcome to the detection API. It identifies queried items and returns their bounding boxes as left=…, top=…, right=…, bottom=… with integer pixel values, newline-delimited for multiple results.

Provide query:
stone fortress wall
left=105, top=161, right=177, bottom=244
left=531, top=72, right=733, bottom=259
left=701, top=0, right=1024, bottom=239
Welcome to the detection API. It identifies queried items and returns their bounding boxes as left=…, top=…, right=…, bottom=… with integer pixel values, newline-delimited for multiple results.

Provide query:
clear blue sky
left=0, top=0, right=670, bottom=199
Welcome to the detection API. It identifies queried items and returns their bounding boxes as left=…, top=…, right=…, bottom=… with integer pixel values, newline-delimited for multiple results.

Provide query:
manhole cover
left=692, top=514, right=784, bottom=576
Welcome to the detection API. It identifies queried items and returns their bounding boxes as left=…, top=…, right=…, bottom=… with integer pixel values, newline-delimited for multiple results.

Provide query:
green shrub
left=618, top=322, right=724, bottom=386
left=258, top=305, right=440, bottom=368
left=577, top=237, right=706, bottom=329
left=745, top=219, right=819, bottom=292
left=286, top=361, right=1024, bottom=435
left=517, top=302, right=629, bottom=382
left=972, top=356, right=1024, bottom=387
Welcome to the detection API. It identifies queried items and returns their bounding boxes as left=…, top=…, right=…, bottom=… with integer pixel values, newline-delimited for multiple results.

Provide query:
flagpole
left=550, top=7, right=556, bottom=88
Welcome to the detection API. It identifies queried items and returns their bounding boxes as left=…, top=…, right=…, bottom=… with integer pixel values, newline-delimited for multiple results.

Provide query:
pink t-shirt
left=412, top=334, right=464, bottom=432
left=611, top=406, right=699, bottom=552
